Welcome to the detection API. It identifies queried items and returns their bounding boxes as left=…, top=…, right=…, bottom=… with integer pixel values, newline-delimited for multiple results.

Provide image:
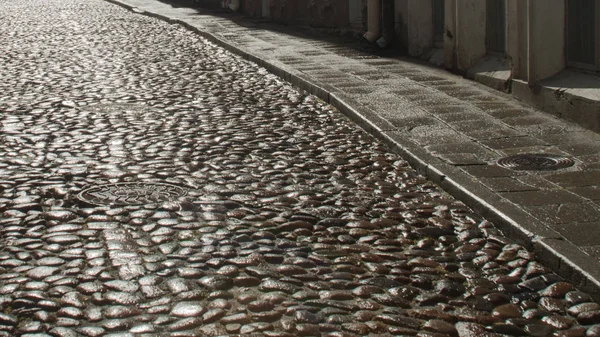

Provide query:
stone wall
left=239, top=0, right=354, bottom=29
left=240, top=0, right=262, bottom=17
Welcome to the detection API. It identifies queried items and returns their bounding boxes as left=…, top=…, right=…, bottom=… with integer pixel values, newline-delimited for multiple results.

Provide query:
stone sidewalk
left=105, top=0, right=600, bottom=295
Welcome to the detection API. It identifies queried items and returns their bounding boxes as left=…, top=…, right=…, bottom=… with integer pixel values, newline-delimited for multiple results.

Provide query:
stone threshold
left=513, top=70, right=600, bottom=133
left=471, top=65, right=600, bottom=133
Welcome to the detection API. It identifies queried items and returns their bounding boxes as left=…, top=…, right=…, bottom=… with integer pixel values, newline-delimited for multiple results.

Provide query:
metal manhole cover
left=497, top=154, right=575, bottom=171
left=78, top=182, right=187, bottom=206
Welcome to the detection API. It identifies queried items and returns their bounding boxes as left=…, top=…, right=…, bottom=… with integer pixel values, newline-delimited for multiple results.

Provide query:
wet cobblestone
left=1, top=0, right=600, bottom=336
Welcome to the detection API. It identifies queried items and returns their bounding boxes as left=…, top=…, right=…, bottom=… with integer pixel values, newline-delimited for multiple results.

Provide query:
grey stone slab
left=586, top=163, right=600, bottom=171
left=383, top=115, right=440, bottom=130
left=558, top=142, right=600, bottom=156
left=404, top=73, right=447, bottom=82
left=538, top=131, right=600, bottom=145
left=501, top=115, right=559, bottom=127
left=501, top=190, right=580, bottom=206
left=401, top=94, right=448, bottom=105
left=296, top=65, right=331, bottom=71
left=329, top=93, right=396, bottom=133
left=569, top=186, right=600, bottom=201
left=380, top=131, right=432, bottom=175
left=424, top=104, right=477, bottom=115
left=298, top=50, right=329, bottom=56
left=486, top=107, right=533, bottom=119
left=525, top=202, right=600, bottom=224
left=392, top=87, right=433, bottom=97
left=552, top=222, right=600, bottom=246
left=515, top=175, right=563, bottom=190
left=579, top=154, right=600, bottom=165
left=545, top=170, right=600, bottom=187
left=448, top=120, right=526, bottom=140
left=360, top=59, right=401, bottom=66
left=423, top=79, right=457, bottom=86
left=288, top=73, right=334, bottom=101
left=351, top=72, right=394, bottom=81
left=336, top=87, right=376, bottom=95
left=435, top=112, right=488, bottom=123
left=473, top=101, right=513, bottom=110
left=435, top=153, right=489, bottom=166
left=479, top=177, right=540, bottom=192
left=344, top=69, right=378, bottom=76
left=481, top=136, right=549, bottom=150
left=461, top=94, right=504, bottom=103
left=243, top=40, right=277, bottom=50
left=407, top=128, right=472, bottom=146
left=330, top=81, right=367, bottom=89
left=383, top=67, right=423, bottom=75
left=406, top=130, right=471, bottom=146
left=486, top=198, right=565, bottom=242
left=278, top=56, right=305, bottom=63
left=464, top=128, right=527, bottom=140
left=412, top=98, right=466, bottom=109
left=426, top=142, right=497, bottom=157
left=434, top=85, right=483, bottom=96
left=419, top=101, right=469, bottom=111
left=448, top=119, right=510, bottom=132
left=581, top=245, right=600, bottom=263
left=461, top=164, right=525, bottom=178
left=360, top=90, right=416, bottom=103
left=521, top=123, right=583, bottom=136
left=305, top=71, right=349, bottom=79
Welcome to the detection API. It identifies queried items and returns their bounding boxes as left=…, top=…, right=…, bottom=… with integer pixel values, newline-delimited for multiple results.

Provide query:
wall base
left=512, top=70, right=600, bottom=132
left=466, top=55, right=512, bottom=93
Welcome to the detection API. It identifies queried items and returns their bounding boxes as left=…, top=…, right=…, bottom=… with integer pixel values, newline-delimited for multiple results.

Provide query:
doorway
left=486, top=0, right=506, bottom=54
left=432, top=0, right=445, bottom=48
left=567, top=0, right=597, bottom=70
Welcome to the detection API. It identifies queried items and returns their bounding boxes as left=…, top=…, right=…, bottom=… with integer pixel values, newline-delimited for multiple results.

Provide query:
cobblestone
left=0, top=0, right=600, bottom=336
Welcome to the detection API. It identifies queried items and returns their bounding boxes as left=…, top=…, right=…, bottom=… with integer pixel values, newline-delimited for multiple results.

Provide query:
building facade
left=232, top=0, right=600, bottom=131
left=236, top=0, right=365, bottom=30
left=234, top=0, right=599, bottom=79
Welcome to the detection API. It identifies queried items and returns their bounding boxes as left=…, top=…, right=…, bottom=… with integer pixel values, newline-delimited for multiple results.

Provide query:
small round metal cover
left=78, top=182, right=187, bottom=206
left=497, top=154, right=575, bottom=171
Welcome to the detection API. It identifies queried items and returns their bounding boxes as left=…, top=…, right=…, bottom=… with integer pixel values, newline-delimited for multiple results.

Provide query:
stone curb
left=103, top=0, right=600, bottom=300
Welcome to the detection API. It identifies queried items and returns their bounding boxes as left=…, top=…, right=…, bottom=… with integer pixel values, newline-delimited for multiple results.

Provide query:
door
left=348, top=0, right=362, bottom=29
left=433, top=0, right=445, bottom=48
left=486, top=0, right=506, bottom=53
left=567, top=0, right=597, bottom=69
left=262, top=0, right=270, bottom=17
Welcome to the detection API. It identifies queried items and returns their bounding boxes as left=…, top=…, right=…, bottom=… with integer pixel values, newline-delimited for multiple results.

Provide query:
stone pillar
left=506, top=0, right=527, bottom=80
left=444, top=0, right=456, bottom=69
left=526, top=0, right=565, bottom=84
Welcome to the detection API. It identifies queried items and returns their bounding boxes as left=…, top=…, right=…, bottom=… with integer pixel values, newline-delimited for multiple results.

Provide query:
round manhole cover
left=78, top=182, right=187, bottom=206
left=497, top=154, right=575, bottom=171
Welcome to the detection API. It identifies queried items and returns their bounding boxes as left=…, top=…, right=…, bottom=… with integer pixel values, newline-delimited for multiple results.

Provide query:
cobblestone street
left=1, top=0, right=600, bottom=336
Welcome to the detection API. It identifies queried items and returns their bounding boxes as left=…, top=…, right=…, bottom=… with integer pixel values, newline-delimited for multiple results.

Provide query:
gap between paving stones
left=103, top=0, right=600, bottom=301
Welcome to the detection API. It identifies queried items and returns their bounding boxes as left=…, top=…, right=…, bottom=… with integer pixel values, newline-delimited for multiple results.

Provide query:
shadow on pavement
left=155, top=0, right=408, bottom=59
